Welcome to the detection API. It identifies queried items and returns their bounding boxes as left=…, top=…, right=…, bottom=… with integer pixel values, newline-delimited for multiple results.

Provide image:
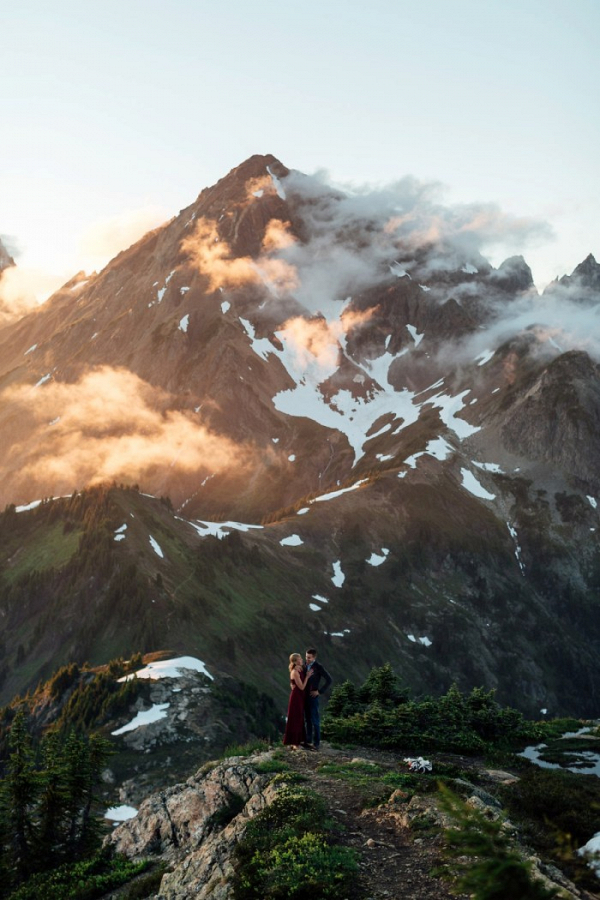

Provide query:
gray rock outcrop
left=107, top=752, right=278, bottom=899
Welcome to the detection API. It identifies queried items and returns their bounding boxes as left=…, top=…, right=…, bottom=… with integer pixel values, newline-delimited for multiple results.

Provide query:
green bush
left=231, top=787, right=356, bottom=900
left=6, top=852, right=149, bottom=900
left=242, top=832, right=357, bottom=899
left=323, top=667, right=540, bottom=754
left=440, top=785, right=558, bottom=900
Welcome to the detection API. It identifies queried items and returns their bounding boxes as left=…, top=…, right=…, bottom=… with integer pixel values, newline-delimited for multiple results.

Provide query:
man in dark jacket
left=304, top=648, right=332, bottom=750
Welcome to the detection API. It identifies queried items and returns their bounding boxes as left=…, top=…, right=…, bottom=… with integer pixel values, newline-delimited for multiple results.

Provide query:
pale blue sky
left=2, top=0, right=599, bottom=292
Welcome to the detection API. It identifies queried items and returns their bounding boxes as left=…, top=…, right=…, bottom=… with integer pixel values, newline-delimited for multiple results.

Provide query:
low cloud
left=181, top=216, right=299, bottom=295
left=0, top=266, right=65, bottom=324
left=80, top=205, right=168, bottom=270
left=443, top=280, right=600, bottom=367
left=235, top=170, right=552, bottom=322
left=275, top=307, right=376, bottom=383
left=4, top=366, right=250, bottom=492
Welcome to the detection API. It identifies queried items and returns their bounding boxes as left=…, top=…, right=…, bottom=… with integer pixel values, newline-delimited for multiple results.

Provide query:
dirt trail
left=283, top=743, right=467, bottom=900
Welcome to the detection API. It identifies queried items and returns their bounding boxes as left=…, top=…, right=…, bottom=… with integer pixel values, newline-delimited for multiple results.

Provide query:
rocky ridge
left=106, top=745, right=597, bottom=900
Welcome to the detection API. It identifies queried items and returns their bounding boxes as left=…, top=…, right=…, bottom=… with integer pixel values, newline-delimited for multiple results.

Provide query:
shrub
left=231, top=787, right=356, bottom=900
left=440, top=785, right=559, bottom=900
left=6, top=852, right=149, bottom=900
left=324, top=667, right=540, bottom=754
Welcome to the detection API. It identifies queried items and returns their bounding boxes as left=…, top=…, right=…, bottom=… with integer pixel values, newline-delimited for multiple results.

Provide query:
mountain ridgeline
left=0, top=155, right=599, bottom=717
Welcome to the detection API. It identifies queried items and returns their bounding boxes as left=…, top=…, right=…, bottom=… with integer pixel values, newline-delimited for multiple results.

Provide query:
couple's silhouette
left=283, top=648, right=332, bottom=751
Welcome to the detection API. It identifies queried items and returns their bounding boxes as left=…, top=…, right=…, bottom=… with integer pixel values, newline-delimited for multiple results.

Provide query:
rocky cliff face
left=109, top=754, right=276, bottom=899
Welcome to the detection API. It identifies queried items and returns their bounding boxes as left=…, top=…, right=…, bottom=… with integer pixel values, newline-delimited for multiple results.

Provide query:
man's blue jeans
left=305, top=695, right=320, bottom=747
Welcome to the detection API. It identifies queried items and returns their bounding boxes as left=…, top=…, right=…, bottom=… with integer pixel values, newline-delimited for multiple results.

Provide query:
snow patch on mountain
left=427, top=390, right=480, bottom=439
left=473, top=460, right=504, bottom=474
left=149, top=535, right=164, bottom=558
left=331, top=560, right=345, bottom=587
left=179, top=315, right=189, bottom=333
left=313, top=480, right=368, bottom=503
left=367, top=548, right=389, bottom=566
left=402, top=436, right=453, bottom=471
left=157, top=269, right=175, bottom=303
left=266, top=165, right=286, bottom=199
left=407, top=634, right=432, bottom=646
left=507, top=523, right=525, bottom=575
left=406, top=324, right=424, bottom=346
left=178, top=517, right=263, bottom=540
left=24, top=344, right=37, bottom=355
left=105, top=805, right=138, bottom=821
left=280, top=534, right=303, bottom=546
left=239, top=317, right=274, bottom=359
left=475, top=349, right=495, bottom=366
left=588, top=496, right=598, bottom=509
left=309, top=603, right=322, bottom=612
left=312, top=594, right=329, bottom=605
left=221, top=300, right=230, bottom=313
left=112, top=703, right=170, bottom=735
left=16, top=500, right=43, bottom=513
left=119, top=656, right=213, bottom=682
left=390, top=262, right=410, bottom=278
left=460, top=469, right=496, bottom=500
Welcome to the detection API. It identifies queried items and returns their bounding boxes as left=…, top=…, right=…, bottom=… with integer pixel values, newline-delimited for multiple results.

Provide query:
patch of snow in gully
left=111, top=703, right=170, bottom=735
left=507, top=523, right=525, bottom=575
left=406, top=324, right=424, bottom=346
left=314, top=480, right=368, bottom=503
left=460, top=469, right=495, bottom=500
left=475, top=349, right=495, bottom=366
left=179, top=314, right=189, bottom=333
left=266, top=165, right=286, bottom=199
left=331, top=560, right=345, bottom=587
left=149, top=535, right=164, bottom=558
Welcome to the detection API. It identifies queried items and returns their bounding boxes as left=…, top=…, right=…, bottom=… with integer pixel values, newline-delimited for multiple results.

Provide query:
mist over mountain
left=0, top=155, right=599, bottom=717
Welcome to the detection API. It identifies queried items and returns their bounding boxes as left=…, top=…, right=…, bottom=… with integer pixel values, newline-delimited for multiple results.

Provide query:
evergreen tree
left=0, top=709, right=38, bottom=885
left=35, top=730, right=69, bottom=869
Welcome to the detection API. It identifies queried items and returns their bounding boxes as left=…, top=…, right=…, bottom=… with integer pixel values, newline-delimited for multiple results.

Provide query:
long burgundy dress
left=283, top=671, right=306, bottom=745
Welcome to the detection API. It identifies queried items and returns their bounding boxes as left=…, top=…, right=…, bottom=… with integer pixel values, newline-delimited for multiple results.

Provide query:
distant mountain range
left=0, top=155, right=599, bottom=717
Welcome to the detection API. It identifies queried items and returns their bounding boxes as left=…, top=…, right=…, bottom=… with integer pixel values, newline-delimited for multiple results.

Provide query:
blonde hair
left=289, top=653, right=302, bottom=673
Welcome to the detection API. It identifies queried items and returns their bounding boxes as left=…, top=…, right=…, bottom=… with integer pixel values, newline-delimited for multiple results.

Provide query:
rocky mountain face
left=0, top=156, right=599, bottom=718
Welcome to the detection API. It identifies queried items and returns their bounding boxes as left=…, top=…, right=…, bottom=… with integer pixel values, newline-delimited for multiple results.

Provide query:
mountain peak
left=571, top=252, right=600, bottom=288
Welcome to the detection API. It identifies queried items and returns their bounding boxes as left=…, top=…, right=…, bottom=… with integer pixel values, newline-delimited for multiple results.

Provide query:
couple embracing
left=283, top=648, right=332, bottom=751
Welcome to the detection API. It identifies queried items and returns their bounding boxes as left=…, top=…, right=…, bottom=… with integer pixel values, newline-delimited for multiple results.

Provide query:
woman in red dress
left=283, top=653, right=310, bottom=749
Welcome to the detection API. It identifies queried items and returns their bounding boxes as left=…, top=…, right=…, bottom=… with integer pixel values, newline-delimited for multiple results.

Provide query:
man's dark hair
left=306, top=648, right=317, bottom=656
